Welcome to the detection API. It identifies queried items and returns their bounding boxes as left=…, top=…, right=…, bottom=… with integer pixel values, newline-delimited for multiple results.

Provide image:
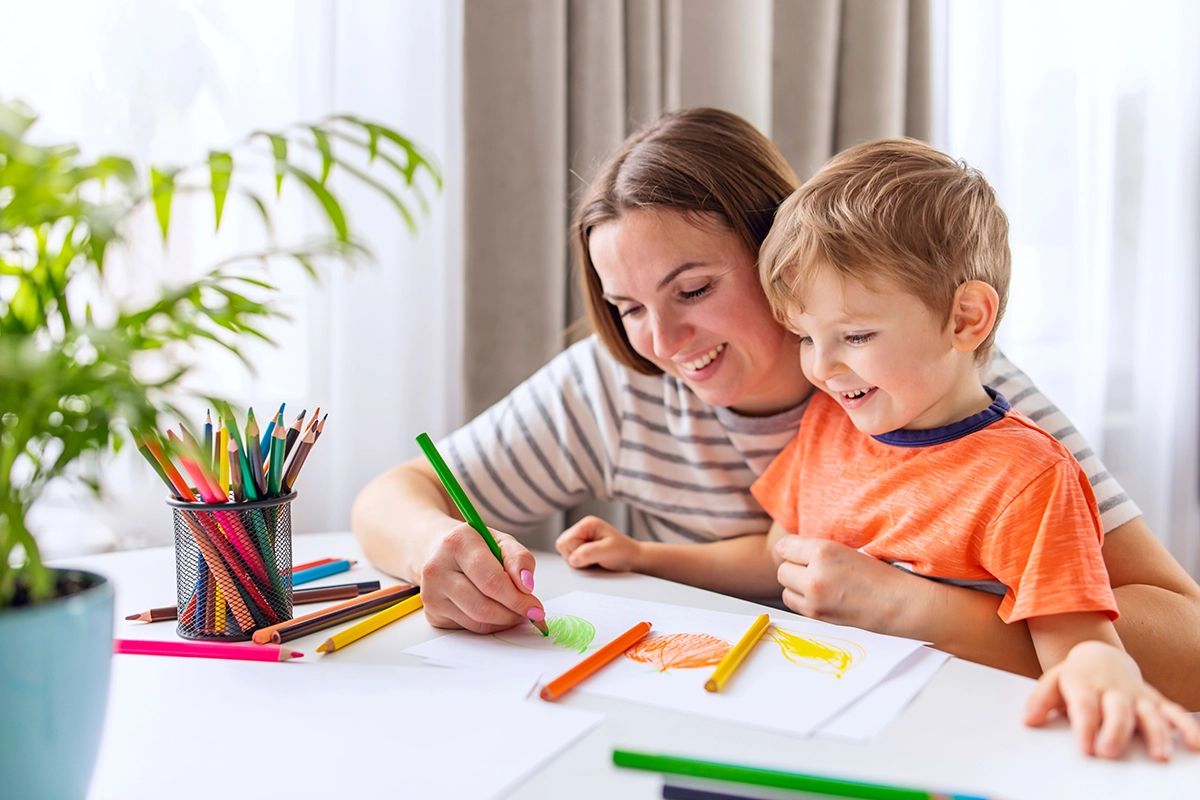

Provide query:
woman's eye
left=679, top=284, right=711, bottom=301
left=846, top=333, right=875, bottom=345
left=619, top=305, right=643, bottom=319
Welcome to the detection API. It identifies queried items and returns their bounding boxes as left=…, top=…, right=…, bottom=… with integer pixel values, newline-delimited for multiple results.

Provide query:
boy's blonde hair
left=759, top=138, right=1011, bottom=361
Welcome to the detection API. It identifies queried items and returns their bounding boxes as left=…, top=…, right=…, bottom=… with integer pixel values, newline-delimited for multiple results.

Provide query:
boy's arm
left=556, top=516, right=786, bottom=601
left=1025, top=613, right=1200, bottom=761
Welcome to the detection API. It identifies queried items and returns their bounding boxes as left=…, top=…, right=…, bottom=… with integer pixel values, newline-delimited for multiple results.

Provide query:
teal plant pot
left=0, top=570, right=114, bottom=800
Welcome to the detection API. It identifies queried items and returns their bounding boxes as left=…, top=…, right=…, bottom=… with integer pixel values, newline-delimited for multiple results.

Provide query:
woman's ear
left=949, top=280, right=1000, bottom=354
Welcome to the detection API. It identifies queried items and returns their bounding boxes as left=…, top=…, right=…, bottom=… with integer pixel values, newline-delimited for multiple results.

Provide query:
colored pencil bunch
left=135, top=404, right=328, bottom=639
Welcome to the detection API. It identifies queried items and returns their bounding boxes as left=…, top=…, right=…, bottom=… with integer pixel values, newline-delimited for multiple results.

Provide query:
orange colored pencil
left=144, top=436, right=196, bottom=502
left=292, top=557, right=338, bottom=573
left=539, top=621, right=653, bottom=701
left=251, top=584, right=415, bottom=644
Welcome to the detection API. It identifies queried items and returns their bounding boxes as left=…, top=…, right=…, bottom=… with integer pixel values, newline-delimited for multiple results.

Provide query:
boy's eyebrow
left=602, top=262, right=708, bottom=303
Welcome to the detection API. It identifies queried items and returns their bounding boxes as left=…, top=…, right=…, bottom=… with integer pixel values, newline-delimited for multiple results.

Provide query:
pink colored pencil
left=114, top=638, right=302, bottom=662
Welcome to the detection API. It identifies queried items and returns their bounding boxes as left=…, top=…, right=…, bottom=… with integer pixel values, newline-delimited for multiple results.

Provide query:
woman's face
left=589, top=208, right=809, bottom=416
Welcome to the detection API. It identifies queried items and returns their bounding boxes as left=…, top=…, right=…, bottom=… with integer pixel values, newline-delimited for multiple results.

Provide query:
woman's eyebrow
left=603, top=263, right=709, bottom=303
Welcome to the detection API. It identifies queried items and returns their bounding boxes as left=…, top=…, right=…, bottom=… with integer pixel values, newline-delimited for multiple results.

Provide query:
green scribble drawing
left=493, top=614, right=596, bottom=653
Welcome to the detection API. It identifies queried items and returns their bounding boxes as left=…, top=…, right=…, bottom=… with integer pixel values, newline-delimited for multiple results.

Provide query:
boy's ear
left=949, top=280, right=1000, bottom=354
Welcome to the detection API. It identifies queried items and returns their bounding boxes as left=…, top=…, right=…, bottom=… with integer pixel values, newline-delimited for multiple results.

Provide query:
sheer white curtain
left=936, top=0, right=1200, bottom=575
left=0, top=0, right=463, bottom=554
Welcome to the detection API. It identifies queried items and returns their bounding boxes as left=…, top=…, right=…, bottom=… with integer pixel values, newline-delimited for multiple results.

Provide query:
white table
left=63, top=531, right=1200, bottom=799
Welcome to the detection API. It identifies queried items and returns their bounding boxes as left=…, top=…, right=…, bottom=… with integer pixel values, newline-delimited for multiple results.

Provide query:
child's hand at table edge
left=556, top=515, right=642, bottom=572
left=1024, top=640, right=1200, bottom=761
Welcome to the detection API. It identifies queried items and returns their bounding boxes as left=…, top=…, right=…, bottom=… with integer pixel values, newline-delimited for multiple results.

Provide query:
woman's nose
left=650, top=309, right=691, bottom=361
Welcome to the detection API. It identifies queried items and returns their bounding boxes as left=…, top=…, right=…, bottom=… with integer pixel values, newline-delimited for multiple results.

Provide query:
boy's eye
left=797, top=335, right=813, bottom=346
left=846, top=333, right=875, bottom=345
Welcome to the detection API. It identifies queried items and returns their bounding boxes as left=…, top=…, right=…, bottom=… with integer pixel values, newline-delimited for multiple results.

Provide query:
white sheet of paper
left=406, top=591, right=925, bottom=737
left=88, top=657, right=602, bottom=800
left=815, top=646, right=950, bottom=742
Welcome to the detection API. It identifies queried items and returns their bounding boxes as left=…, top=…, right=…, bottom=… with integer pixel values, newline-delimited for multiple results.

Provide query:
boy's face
left=789, top=267, right=971, bottom=435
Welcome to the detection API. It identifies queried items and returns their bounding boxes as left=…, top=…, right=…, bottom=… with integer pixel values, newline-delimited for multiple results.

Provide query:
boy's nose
left=809, top=348, right=844, bottom=382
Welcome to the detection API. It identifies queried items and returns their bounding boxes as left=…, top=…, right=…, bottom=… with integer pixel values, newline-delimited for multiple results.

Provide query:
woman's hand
left=556, top=515, right=643, bottom=572
left=773, top=535, right=927, bottom=634
left=419, top=522, right=544, bottom=634
left=1025, top=640, right=1200, bottom=761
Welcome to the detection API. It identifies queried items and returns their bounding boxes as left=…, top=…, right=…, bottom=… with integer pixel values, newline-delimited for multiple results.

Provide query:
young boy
left=557, top=139, right=1200, bottom=760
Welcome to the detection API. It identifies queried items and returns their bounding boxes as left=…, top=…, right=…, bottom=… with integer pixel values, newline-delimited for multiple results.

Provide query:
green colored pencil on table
left=415, top=432, right=549, bottom=637
left=612, top=750, right=991, bottom=800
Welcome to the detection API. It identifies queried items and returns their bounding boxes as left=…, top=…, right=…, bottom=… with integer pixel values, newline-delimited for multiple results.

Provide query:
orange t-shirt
left=751, top=390, right=1117, bottom=623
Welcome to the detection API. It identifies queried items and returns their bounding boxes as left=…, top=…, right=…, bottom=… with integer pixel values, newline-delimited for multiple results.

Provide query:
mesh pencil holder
left=169, top=492, right=297, bottom=641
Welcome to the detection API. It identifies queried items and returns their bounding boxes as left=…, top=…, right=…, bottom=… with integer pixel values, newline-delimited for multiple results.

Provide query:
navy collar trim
left=871, top=387, right=1010, bottom=448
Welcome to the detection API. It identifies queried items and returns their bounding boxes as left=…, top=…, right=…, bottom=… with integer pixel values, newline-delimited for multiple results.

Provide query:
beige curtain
left=461, top=0, right=931, bottom=544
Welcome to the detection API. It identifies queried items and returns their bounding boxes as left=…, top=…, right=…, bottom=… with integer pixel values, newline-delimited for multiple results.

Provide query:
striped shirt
left=439, top=336, right=1140, bottom=545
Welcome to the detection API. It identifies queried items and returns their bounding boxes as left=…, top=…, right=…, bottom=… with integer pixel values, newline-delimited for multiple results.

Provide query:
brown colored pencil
left=280, top=428, right=315, bottom=493
left=124, top=580, right=384, bottom=624
left=272, top=586, right=421, bottom=644
left=251, top=584, right=415, bottom=644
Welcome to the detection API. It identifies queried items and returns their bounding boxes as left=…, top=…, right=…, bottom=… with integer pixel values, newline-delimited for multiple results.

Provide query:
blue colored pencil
left=292, top=559, right=355, bottom=586
left=261, top=402, right=284, bottom=459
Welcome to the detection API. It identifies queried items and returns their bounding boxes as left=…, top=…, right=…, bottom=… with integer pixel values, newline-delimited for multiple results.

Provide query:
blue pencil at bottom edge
left=292, top=559, right=355, bottom=585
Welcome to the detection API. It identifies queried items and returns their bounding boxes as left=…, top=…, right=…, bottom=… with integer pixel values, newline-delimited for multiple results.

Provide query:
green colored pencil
left=415, top=432, right=549, bottom=636
left=612, top=750, right=991, bottom=800
left=268, top=420, right=286, bottom=496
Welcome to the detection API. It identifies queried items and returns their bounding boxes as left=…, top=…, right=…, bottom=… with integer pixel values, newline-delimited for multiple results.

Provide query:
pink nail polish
left=526, top=606, right=545, bottom=622
left=520, top=569, right=534, bottom=591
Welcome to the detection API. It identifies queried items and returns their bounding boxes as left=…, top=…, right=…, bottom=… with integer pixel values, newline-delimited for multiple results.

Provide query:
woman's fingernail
left=526, top=606, right=545, bottom=622
left=520, top=569, right=534, bottom=591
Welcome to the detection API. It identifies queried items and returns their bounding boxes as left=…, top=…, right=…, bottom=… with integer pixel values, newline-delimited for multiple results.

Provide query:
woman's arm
left=351, top=456, right=542, bottom=633
left=1102, top=516, right=1200, bottom=710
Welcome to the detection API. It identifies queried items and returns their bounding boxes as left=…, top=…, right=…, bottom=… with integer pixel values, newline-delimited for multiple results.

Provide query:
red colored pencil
left=292, top=557, right=338, bottom=573
left=114, top=638, right=302, bottom=662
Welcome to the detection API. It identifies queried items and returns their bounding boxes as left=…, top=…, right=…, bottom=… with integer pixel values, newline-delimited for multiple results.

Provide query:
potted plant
left=0, top=99, right=438, bottom=799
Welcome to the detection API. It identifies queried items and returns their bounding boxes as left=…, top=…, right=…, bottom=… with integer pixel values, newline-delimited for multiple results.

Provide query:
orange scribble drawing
left=624, top=632, right=731, bottom=672
left=767, top=627, right=865, bottom=679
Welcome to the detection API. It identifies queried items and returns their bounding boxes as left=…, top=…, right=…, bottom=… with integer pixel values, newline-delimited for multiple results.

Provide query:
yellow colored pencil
left=705, top=613, right=770, bottom=693
left=218, top=426, right=230, bottom=496
left=214, top=586, right=226, bottom=631
left=315, top=594, right=424, bottom=653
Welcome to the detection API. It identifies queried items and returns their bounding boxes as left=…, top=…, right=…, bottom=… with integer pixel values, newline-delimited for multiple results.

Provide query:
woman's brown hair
left=573, top=108, right=799, bottom=374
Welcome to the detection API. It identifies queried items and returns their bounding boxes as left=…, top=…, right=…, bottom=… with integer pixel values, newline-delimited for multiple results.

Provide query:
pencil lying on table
left=316, top=593, right=425, bottom=653
left=251, top=584, right=417, bottom=644
left=540, top=621, right=653, bottom=701
left=127, top=581, right=384, bottom=623
left=705, top=614, right=770, bottom=693
left=115, top=639, right=302, bottom=663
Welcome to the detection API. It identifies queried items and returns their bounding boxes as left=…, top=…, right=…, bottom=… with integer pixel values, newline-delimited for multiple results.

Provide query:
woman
left=352, top=108, right=1200, bottom=709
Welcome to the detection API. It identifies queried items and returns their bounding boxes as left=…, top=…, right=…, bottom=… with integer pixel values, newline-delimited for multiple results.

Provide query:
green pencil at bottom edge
left=611, top=750, right=992, bottom=800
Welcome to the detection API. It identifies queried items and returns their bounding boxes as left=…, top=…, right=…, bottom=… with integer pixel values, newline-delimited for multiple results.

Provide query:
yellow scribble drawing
left=766, top=627, right=865, bottom=679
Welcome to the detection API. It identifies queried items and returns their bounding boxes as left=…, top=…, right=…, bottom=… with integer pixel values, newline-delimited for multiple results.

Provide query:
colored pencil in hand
left=315, top=593, right=424, bottom=653
left=539, top=621, right=653, bottom=701
left=115, top=639, right=302, bottom=663
left=416, top=432, right=549, bottom=636
left=705, top=614, right=770, bottom=693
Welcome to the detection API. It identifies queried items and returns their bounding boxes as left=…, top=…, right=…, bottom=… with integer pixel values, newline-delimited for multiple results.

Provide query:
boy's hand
left=1024, top=640, right=1200, bottom=761
left=555, top=515, right=642, bottom=572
